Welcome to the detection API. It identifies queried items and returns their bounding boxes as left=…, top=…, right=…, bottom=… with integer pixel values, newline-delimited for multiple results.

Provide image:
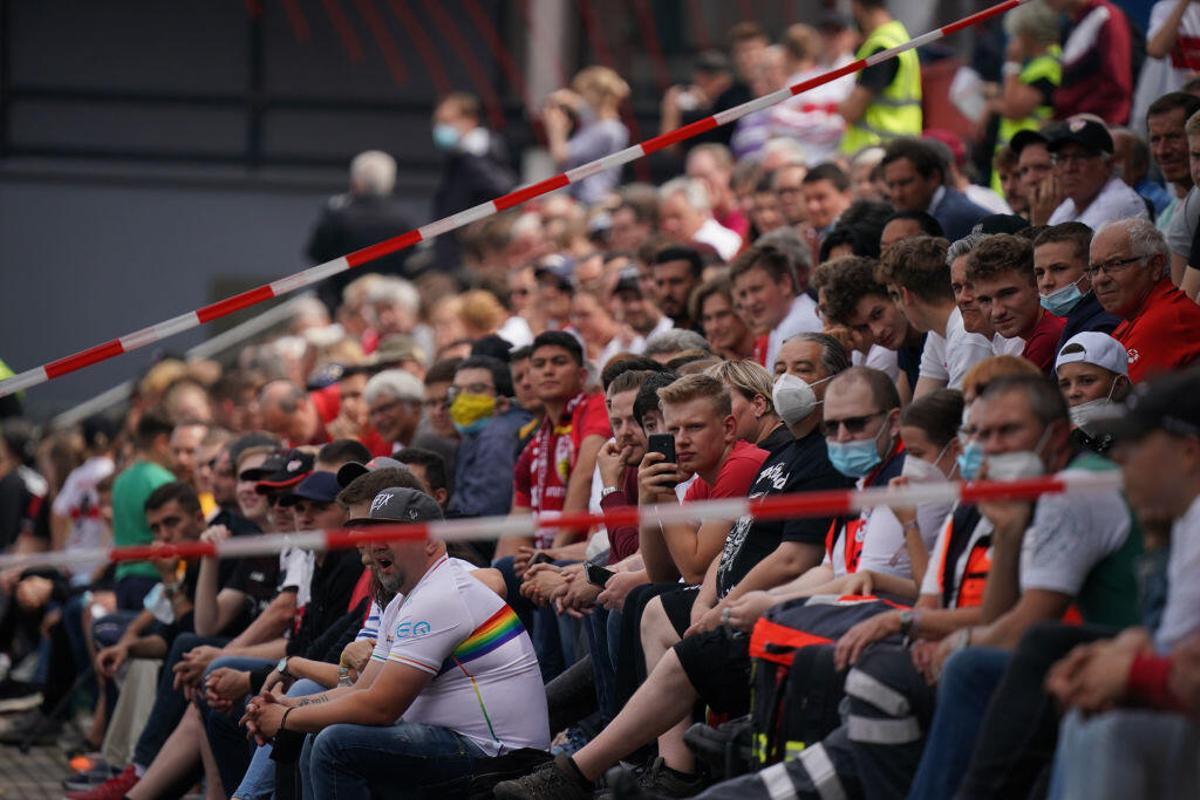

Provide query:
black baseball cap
left=345, top=486, right=443, bottom=527
left=1009, top=129, right=1048, bottom=157
left=534, top=255, right=576, bottom=293
left=336, top=456, right=406, bottom=488
left=612, top=266, right=642, bottom=297
left=1045, top=118, right=1114, bottom=156
left=1090, top=367, right=1200, bottom=441
left=974, top=214, right=1030, bottom=235
left=246, top=449, right=314, bottom=492
left=278, top=471, right=342, bottom=506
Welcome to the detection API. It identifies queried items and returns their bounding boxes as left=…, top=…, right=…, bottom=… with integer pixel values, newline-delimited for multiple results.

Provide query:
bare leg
left=199, top=718, right=225, bottom=800
left=126, top=704, right=202, bottom=800
left=639, top=597, right=694, bottom=774
left=572, top=649, right=696, bottom=781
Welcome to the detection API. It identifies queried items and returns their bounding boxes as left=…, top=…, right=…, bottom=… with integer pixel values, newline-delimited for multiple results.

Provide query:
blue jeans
left=303, top=720, right=486, bottom=799
left=494, top=555, right=568, bottom=681
left=906, top=647, right=1010, bottom=800
left=232, top=678, right=326, bottom=800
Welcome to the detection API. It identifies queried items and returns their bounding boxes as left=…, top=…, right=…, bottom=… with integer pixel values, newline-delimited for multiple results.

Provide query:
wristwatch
left=898, top=609, right=919, bottom=641
left=275, top=656, right=293, bottom=679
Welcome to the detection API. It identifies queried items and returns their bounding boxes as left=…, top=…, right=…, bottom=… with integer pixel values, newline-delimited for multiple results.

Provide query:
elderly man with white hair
left=1045, top=117, right=1148, bottom=229
left=364, top=369, right=425, bottom=452
left=306, top=149, right=415, bottom=312
left=658, top=177, right=743, bottom=260
left=1089, top=217, right=1200, bottom=382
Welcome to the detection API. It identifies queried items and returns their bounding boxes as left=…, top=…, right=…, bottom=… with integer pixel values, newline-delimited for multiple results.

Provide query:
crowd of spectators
left=1, top=1, right=1199, bottom=798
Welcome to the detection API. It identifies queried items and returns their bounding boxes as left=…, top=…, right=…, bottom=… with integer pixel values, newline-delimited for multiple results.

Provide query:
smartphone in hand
left=646, top=433, right=678, bottom=488
left=585, top=561, right=616, bottom=587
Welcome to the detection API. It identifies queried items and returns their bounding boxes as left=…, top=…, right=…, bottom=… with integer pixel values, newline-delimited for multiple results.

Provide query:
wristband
left=280, top=706, right=293, bottom=733
left=1001, top=61, right=1022, bottom=77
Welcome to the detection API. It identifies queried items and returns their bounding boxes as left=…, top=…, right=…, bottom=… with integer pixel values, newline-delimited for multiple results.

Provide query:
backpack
left=748, top=594, right=905, bottom=766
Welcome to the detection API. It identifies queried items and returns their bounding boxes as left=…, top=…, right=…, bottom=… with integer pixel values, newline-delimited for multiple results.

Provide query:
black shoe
left=633, top=757, right=705, bottom=798
left=0, top=679, right=42, bottom=714
left=0, top=710, right=61, bottom=746
left=683, top=717, right=754, bottom=781
left=492, top=753, right=594, bottom=800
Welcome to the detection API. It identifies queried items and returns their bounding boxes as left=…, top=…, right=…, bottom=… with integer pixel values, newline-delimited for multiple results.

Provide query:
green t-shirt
left=111, top=460, right=175, bottom=580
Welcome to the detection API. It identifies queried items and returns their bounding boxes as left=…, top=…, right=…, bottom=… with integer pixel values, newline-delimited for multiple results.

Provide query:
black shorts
left=674, top=626, right=752, bottom=716
left=658, top=586, right=700, bottom=638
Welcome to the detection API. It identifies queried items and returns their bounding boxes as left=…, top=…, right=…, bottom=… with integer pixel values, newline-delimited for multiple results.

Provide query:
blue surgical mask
left=432, top=123, right=460, bottom=151
left=1039, top=277, right=1085, bottom=317
left=827, top=421, right=890, bottom=479
left=956, top=440, right=985, bottom=480
left=452, top=417, right=490, bottom=436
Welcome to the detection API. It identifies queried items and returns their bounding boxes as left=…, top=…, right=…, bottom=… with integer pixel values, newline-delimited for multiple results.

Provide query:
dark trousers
left=954, top=622, right=1111, bottom=800
left=130, top=632, right=226, bottom=768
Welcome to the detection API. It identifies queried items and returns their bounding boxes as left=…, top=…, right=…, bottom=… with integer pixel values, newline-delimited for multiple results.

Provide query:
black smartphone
left=529, top=551, right=553, bottom=566
left=647, top=433, right=676, bottom=464
left=585, top=561, right=616, bottom=587
left=646, top=433, right=678, bottom=489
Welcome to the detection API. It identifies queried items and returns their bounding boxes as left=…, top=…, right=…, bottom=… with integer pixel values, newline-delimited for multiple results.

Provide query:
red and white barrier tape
left=0, top=468, right=1117, bottom=573
left=0, top=0, right=1027, bottom=399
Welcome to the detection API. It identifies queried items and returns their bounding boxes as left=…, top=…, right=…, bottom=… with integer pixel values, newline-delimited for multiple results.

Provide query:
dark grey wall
left=0, top=174, right=414, bottom=418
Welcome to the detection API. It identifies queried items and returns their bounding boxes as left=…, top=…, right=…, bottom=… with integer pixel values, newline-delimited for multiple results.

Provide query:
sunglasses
left=820, top=411, right=884, bottom=438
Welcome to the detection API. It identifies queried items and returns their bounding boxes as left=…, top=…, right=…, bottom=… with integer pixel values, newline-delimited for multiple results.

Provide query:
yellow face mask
left=450, top=393, right=497, bottom=435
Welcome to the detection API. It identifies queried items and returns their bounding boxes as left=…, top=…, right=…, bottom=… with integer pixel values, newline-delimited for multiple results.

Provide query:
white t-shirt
left=51, top=455, right=114, bottom=584
left=1132, top=1, right=1200, bottom=134
left=919, top=307, right=994, bottom=388
left=765, top=294, right=823, bottom=371
left=371, top=556, right=549, bottom=756
left=771, top=57, right=855, bottom=166
left=356, top=559, right=481, bottom=643
left=1157, top=494, right=1200, bottom=652
left=279, top=547, right=315, bottom=609
left=964, top=184, right=1012, bottom=216
left=1047, top=177, right=1150, bottom=230
left=1018, top=466, right=1131, bottom=596
left=992, top=333, right=1025, bottom=357
left=694, top=218, right=743, bottom=261
left=823, top=464, right=934, bottom=580
left=852, top=345, right=900, bottom=380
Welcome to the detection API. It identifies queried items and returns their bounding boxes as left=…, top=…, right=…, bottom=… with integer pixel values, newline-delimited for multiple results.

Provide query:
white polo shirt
left=1047, top=176, right=1149, bottom=230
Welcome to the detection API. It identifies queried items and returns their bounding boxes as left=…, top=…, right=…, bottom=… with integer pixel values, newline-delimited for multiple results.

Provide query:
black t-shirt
left=897, top=335, right=926, bottom=389
left=222, top=555, right=281, bottom=637
left=286, top=548, right=364, bottom=658
left=857, top=47, right=900, bottom=94
left=715, top=429, right=855, bottom=596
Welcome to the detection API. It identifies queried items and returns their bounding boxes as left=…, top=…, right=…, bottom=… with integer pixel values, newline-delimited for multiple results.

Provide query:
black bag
left=749, top=595, right=905, bottom=766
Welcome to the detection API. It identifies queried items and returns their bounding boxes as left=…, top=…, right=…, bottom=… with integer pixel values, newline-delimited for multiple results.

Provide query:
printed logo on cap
left=287, top=459, right=302, bottom=472
left=1069, top=118, right=1085, bottom=133
left=370, top=492, right=393, bottom=514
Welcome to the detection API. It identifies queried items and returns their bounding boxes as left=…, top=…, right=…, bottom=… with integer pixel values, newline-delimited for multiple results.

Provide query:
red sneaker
left=65, top=764, right=139, bottom=800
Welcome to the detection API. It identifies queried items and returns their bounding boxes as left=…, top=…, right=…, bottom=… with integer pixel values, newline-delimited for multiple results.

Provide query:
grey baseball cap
left=346, top=486, right=443, bottom=527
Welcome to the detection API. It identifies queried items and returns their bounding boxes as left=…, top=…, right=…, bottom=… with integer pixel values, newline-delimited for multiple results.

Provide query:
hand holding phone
left=585, top=561, right=616, bottom=588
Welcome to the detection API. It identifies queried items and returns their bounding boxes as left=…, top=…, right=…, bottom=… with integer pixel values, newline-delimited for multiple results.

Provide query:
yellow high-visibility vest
left=840, top=19, right=922, bottom=155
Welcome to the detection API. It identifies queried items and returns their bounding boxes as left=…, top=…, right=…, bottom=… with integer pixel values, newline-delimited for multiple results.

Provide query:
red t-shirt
left=1022, top=309, right=1068, bottom=373
left=684, top=439, right=769, bottom=503
left=752, top=335, right=769, bottom=368
left=1112, top=278, right=1200, bottom=382
left=513, top=391, right=612, bottom=547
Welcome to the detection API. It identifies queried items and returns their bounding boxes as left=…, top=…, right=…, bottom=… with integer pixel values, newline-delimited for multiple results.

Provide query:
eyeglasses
left=1084, top=256, right=1141, bottom=279
left=448, top=383, right=495, bottom=401
left=820, top=411, right=884, bottom=438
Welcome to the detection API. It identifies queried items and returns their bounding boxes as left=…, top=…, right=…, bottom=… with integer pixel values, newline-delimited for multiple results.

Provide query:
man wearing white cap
left=1055, top=331, right=1132, bottom=454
